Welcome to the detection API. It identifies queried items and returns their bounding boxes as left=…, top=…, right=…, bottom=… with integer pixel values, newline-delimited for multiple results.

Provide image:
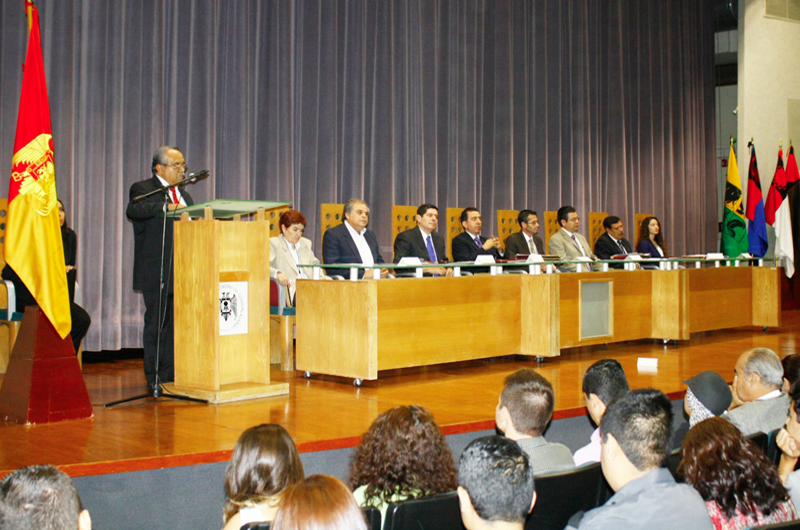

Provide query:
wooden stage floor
left=1, top=311, right=799, bottom=478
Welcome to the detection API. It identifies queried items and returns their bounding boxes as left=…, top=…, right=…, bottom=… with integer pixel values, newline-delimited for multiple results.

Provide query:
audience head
left=785, top=382, right=800, bottom=444
left=272, top=475, right=368, bottom=530
left=416, top=204, right=439, bottom=234
left=457, top=436, right=536, bottom=530
left=223, top=424, right=305, bottom=523
left=602, top=216, right=624, bottom=240
left=349, top=404, right=457, bottom=505
left=0, top=464, right=90, bottom=530
left=460, top=207, right=482, bottom=235
left=496, top=369, right=554, bottom=439
left=782, top=354, right=800, bottom=393
left=682, top=371, right=732, bottom=426
left=682, top=416, right=789, bottom=519
left=279, top=210, right=307, bottom=245
left=600, top=388, right=672, bottom=491
left=517, top=210, right=539, bottom=236
left=734, top=348, right=783, bottom=403
left=556, top=206, right=579, bottom=233
left=343, top=199, right=370, bottom=231
left=582, top=359, right=629, bottom=425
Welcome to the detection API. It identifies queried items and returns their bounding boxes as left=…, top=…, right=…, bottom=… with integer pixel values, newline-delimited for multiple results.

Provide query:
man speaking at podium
left=126, top=146, right=194, bottom=392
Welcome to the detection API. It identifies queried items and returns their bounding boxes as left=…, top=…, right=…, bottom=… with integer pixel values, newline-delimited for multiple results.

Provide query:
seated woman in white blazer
left=270, top=210, right=326, bottom=305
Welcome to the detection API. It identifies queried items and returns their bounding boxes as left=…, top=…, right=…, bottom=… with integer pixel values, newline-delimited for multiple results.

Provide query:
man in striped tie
left=547, top=205, right=596, bottom=272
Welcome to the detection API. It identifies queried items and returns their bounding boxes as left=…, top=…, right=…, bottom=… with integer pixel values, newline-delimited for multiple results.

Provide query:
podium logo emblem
left=219, top=281, right=248, bottom=336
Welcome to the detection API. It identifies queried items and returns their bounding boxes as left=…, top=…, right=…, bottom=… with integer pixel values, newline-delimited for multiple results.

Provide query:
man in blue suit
left=322, top=198, right=387, bottom=278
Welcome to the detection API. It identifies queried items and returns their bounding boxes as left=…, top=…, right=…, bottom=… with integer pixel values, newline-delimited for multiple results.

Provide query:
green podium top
left=167, top=199, right=291, bottom=219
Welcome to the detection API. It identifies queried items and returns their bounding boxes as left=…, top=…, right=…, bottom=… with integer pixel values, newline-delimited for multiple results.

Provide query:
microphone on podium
left=182, top=169, right=209, bottom=185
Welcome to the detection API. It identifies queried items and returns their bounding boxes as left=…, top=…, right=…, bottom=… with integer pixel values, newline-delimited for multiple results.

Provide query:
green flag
left=721, top=142, right=748, bottom=256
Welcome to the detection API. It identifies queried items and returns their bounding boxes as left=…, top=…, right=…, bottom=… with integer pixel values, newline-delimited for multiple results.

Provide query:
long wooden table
left=295, top=266, right=781, bottom=381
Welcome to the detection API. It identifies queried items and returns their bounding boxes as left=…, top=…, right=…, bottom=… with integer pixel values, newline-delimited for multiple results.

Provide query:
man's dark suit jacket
left=451, top=232, right=502, bottom=273
left=594, top=233, right=633, bottom=269
left=322, top=222, right=384, bottom=278
left=393, top=228, right=447, bottom=264
left=504, top=231, right=544, bottom=259
left=126, top=176, right=194, bottom=293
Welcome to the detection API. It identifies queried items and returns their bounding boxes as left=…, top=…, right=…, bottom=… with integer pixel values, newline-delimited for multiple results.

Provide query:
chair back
left=524, top=462, right=606, bottom=530
left=587, top=212, right=607, bottom=252
left=269, top=277, right=282, bottom=308
left=392, top=205, right=419, bottom=250
left=747, top=431, right=769, bottom=454
left=634, top=213, right=653, bottom=248
left=543, top=211, right=558, bottom=252
left=666, top=448, right=684, bottom=483
left=266, top=206, right=290, bottom=239
left=384, top=492, right=464, bottom=530
left=496, top=209, right=519, bottom=252
left=445, top=208, right=465, bottom=261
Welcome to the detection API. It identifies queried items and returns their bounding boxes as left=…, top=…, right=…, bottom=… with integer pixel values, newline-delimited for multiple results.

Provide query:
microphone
left=180, top=169, right=210, bottom=186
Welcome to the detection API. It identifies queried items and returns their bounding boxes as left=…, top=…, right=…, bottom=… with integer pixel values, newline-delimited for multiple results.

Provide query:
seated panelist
left=270, top=210, right=325, bottom=304
left=451, top=207, right=502, bottom=274
left=593, top=215, right=633, bottom=269
left=393, top=203, right=452, bottom=276
left=504, top=209, right=543, bottom=259
left=322, top=198, right=387, bottom=278
left=547, top=205, right=596, bottom=272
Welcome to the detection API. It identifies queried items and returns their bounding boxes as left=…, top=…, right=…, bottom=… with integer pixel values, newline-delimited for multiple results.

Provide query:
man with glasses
left=126, top=145, right=195, bottom=395
left=547, top=205, right=596, bottom=272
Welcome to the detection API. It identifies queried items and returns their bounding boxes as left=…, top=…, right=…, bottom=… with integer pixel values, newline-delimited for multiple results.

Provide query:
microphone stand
left=105, top=173, right=209, bottom=407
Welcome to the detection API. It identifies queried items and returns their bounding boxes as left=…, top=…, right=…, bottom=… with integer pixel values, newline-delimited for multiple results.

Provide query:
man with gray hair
left=322, top=198, right=386, bottom=278
left=726, top=347, right=790, bottom=436
left=0, top=464, right=91, bottom=530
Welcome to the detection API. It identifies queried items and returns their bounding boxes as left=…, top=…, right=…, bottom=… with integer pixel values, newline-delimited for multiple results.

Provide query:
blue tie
left=474, top=235, right=482, bottom=247
left=426, top=235, right=437, bottom=263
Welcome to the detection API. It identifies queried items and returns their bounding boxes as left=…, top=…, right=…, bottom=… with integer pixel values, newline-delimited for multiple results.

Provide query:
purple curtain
left=0, top=0, right=717, bottom=352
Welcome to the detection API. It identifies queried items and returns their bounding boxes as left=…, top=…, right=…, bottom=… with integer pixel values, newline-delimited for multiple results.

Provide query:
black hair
left=416, top=204, right=438, bottom=217
left=602, top=216, right=622, bottom=230
left=582, top=359, right=629, bottom=405
left=556, top=206, right=576, bottom=226
left=517, top=210, right=537, bottom=226
left=460, top=207, right=479, bottom=224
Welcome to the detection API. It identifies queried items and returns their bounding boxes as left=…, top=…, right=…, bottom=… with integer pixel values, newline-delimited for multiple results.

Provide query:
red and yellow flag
left=5, top=0, right=70, bottom=338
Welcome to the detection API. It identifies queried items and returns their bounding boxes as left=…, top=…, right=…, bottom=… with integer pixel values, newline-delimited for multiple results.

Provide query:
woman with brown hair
left=636, top=216, right=667, bottom=258
left=681, top=416, right=797, bottom=530
left=272, top=475, right=369, bottom=530
left=349, top=404, right=457, bottom=524
left=222, top=424, right=305, bottom=530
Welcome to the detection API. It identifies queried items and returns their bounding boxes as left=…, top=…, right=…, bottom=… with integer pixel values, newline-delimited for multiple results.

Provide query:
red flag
left=5, top=0, right=71, bottom=338
left=765, top=149, right=787, bottom=226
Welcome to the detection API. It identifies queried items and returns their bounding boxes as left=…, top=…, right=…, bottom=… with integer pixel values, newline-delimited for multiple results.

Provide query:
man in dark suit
left=393, top=203, right=451, bottom=276
left=451, top=207, right=502, bottom=273
left=126, top=145, right=194, bottom=393
left=594, top=215, right=633, bottom=269
left=504, top=209, right=544, bottom=259
left=322, top=198, right=387, bottom=278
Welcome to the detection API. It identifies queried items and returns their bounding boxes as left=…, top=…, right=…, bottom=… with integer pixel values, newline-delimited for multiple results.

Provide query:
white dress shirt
left=344, top=221, right=375, bottom=266
left=156, top=175, right=187, bottom=206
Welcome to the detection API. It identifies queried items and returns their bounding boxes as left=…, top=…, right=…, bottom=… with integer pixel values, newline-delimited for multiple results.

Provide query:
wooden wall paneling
left=752, top=266, right=781, bottom=328
left=687, top=268, right=752, bottom=333
left=446, top=207, right=465, bottom=261
left=496, top=210, right=519, bottom=252
left=544, top=211, right=558, bottom=252
left=296, top=280, right=378, bottom=380
left=651, top=270, right=689, bottom=340
left=375, top=276, right=522, bottom=370
left=588, top=212, right=607, bottom=252
left=520, top=274, right=560, bottom=357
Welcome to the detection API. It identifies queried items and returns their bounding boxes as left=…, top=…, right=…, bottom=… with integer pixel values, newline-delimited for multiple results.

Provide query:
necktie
left=474, top=235, right=482, bottom=247
left=170, top=187, right=180, bottom=205
left=618, top=240, right=627, bottom=255
left=426, top=235, right=437, bottom=263
left=528, top=238, right=537, bottom=254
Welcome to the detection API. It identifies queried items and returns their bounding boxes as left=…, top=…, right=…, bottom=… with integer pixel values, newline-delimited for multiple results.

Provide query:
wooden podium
left=163, top=200, right=290, bottom=403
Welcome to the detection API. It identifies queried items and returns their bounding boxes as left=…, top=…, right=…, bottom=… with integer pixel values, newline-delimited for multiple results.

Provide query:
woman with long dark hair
left=222, top=424, right=305, bottom=530
left=681, top=416, right=797, bottom=529
left=349, top=404, right=457, bottom=524
left=636, top=216, right=667, bottom=257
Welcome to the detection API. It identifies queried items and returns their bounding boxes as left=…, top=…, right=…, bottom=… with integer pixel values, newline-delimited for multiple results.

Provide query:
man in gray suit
left=504, top=209, right=544, bottom=259
left=726, top=347, right=790, bottom=436
left=547, top=205, right=596, bottom=272
left=495, top=369, right=575, bottom=476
